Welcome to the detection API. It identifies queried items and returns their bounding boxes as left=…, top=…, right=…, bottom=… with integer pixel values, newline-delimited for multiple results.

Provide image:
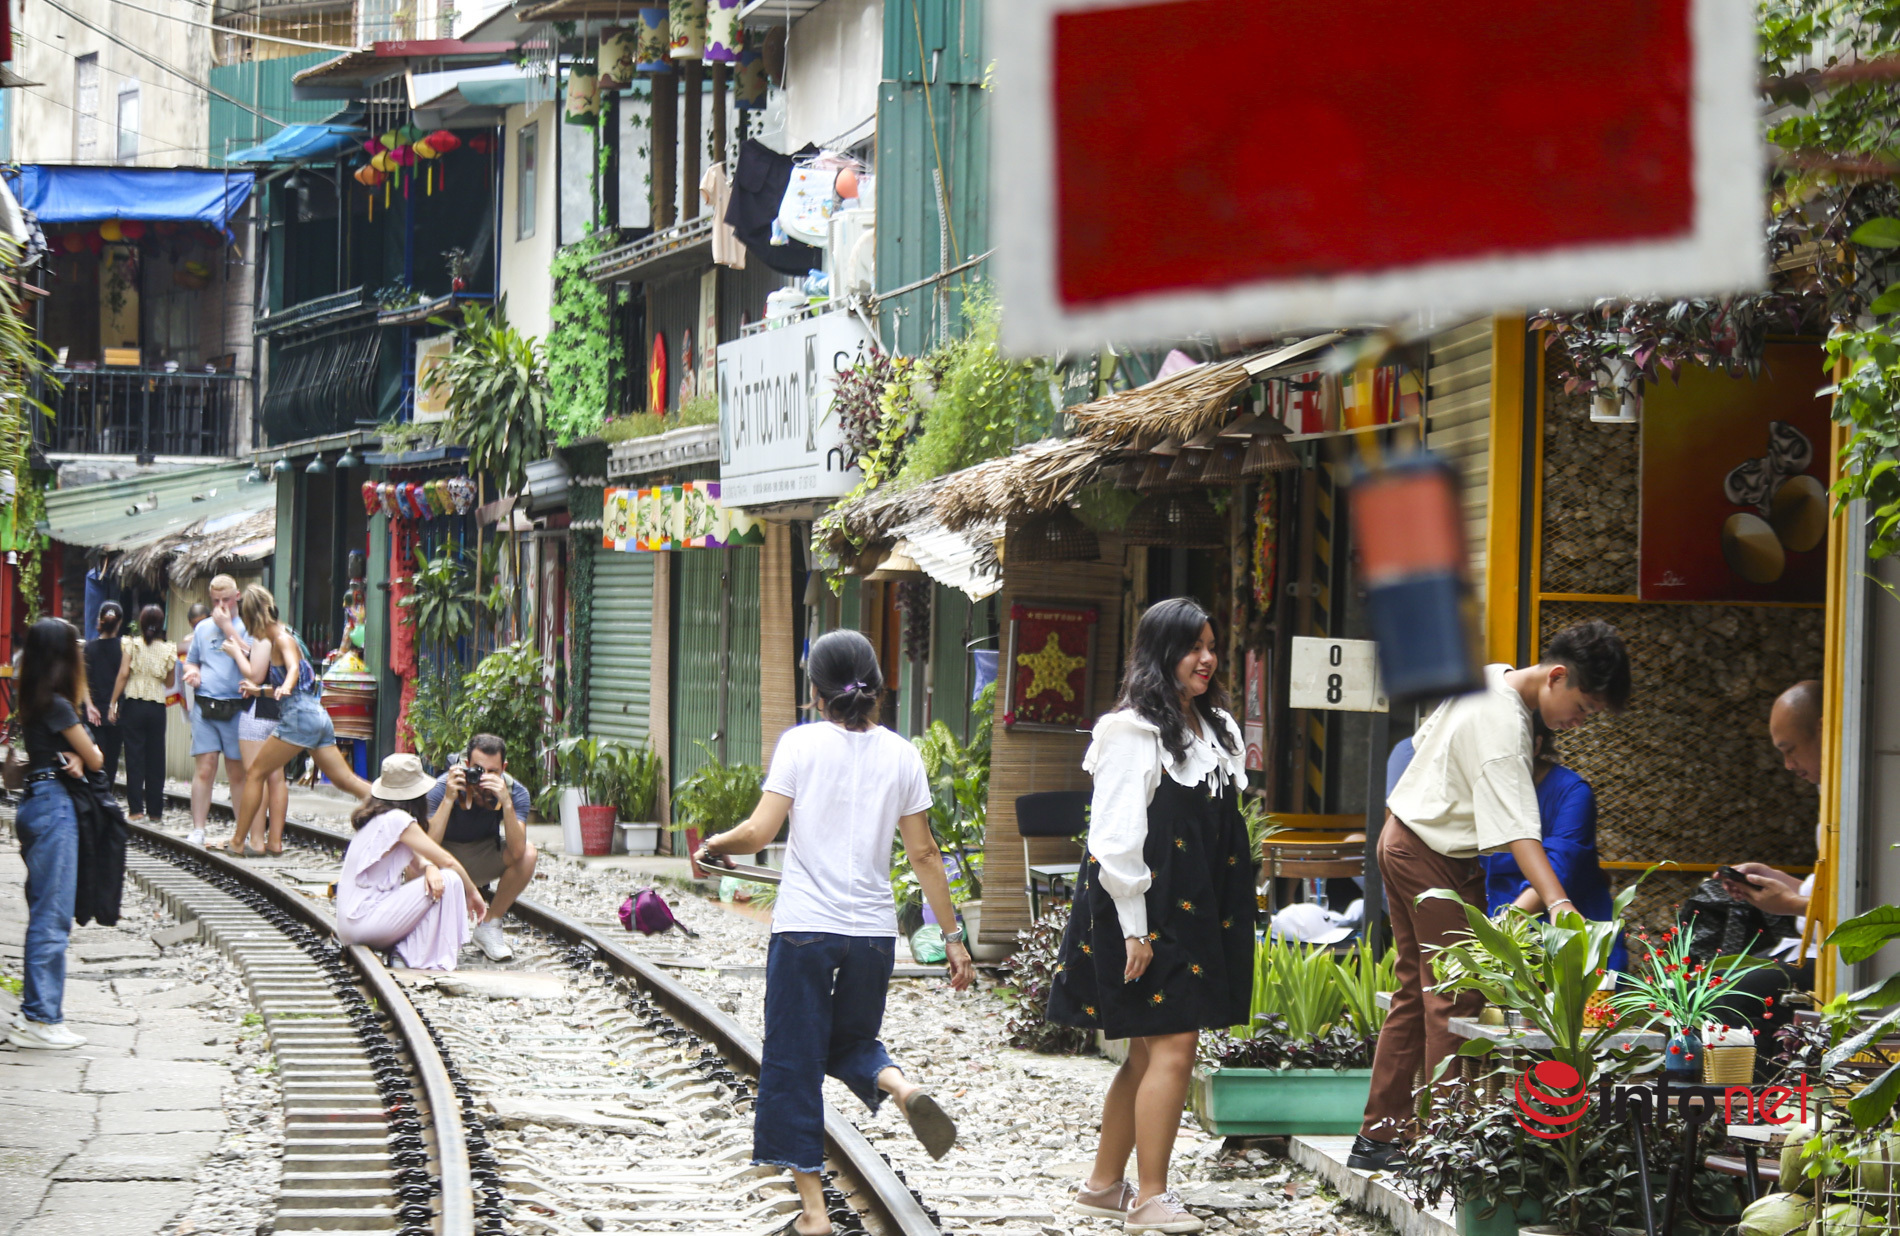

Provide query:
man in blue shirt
left=423, top=733, right=537, bottom=960
left=181, top=574, right=248, bottom=847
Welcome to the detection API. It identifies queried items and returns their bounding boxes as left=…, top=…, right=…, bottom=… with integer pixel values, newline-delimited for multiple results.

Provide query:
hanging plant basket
left=1122, top=492, right=1225, bottom=547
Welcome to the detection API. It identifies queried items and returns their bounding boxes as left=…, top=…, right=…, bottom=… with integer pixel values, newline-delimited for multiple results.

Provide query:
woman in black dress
left=1049, top=598, right=1254, bottom=1235
left=81, top=602, right=124, bottom=789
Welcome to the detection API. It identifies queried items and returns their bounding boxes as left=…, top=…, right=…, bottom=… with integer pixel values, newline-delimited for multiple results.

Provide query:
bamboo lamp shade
left=1008, top=507, right=1101, bottom=564
left=1122, top=492, right=1225, bottom=547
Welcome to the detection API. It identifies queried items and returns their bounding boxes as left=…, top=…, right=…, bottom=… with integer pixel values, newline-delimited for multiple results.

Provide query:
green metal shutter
left=670, top=548, right=763, bottom=785
left=673, top=552, right=723, bottom=786
left=588, top=552, right=655, bottom=746
left=931, top=585, right=974, bottom=740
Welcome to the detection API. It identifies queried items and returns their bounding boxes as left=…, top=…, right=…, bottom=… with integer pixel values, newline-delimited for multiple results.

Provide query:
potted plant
left=1608, top=917, right=1774, bottom=1080
left=1191, top=936, right=1396, bottom=1136
left=549, top=736, right=617, bottom=856
left=600, top=740, right=664, bottom=854
left=908, top=686, right=1001, bottom=958
left=670, top=743, right=763, bottom=861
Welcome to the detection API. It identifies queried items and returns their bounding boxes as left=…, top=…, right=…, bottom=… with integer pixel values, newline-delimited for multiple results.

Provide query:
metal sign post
left=1288, top=635, right=1391, bottom=947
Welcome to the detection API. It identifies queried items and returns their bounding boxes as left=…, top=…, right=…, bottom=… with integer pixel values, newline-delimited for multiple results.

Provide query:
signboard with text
left=715, top=311, right=873, bottom=505
left=1288, top=637, right=1388, bottom=713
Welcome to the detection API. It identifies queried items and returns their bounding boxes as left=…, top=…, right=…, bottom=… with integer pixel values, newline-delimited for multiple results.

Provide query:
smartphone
left=1716, top=865, right=1761, bottom=887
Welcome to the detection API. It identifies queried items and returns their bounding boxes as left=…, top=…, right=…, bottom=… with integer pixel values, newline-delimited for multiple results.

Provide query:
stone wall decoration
left=1638, top=341, right=1832, bottom=603
left=1540, top=386, right=1640, bottom=595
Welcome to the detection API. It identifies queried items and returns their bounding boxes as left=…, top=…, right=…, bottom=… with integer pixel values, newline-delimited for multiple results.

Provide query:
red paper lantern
left=466, top=134, right=493, bottom=154
left=85, top=232, right=104, bottom=255
left=60, top=232, right=84, bottom=253
left=119, top=220, right=146, bottom=241
left=426, top=129, right=462, bottom=154
left=362, top=481, right=381, bottom=517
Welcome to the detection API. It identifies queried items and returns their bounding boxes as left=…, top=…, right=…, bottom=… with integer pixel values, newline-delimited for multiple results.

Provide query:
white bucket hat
left=370, top=753, right=433, bottom=801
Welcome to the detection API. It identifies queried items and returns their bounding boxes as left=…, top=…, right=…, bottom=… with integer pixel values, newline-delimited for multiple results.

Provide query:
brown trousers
left=1359, top=814, right=1486, bottom=1141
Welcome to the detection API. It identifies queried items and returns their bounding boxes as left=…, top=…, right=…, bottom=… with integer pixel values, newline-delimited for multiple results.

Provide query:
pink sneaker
left=1074, top=1179, right=1136, bottom=1219
left=1124, top=1191, right=1204, bottom=1234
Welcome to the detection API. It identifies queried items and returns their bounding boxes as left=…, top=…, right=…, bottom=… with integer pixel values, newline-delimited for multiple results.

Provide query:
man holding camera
left=425, top=733, right=537, bottom=961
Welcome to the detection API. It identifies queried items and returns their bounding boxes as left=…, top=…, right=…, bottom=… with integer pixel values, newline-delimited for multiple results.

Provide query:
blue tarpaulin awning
left=227, top=122, right=364, bottom=166
left=5, top=166, right=253, bottom=228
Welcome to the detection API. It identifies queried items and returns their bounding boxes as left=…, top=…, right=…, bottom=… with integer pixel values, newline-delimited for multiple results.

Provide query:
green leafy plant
left=1335, top=935, right=1398, bottom=1040
left=374, top=417, right=442, bottom=456
left=1253, top=936, right=1348, bottom=1041
left=896, top=287, right=1055, bottom=486
left=432, top=299, right=548, bottom=496
left=458, top=641, right=551, bottom=800
left=403, top=657, right=469, bottom=771
left=599, top=413, right=670, bottom=443
left=546, top=233, right=622, bottom=445
left=675, top=391, right=718, bottom=426
left=600, top=739, right=664, bottom=821
left=998, top=902, right=1093, bottom=1055
left=400, top=548, right=477, bottom=647
left=1608, top=916, right=1775, bottom=1040
left=1430, top=903, right=1548, bottom=991
left=902, top=683, right=995, bottom=903
left=0, top=237, right=56, bottom=616
left=670, top=742, right=762, bottom=837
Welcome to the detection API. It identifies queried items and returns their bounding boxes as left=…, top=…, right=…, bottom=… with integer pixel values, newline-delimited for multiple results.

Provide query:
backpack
left=1680, top=879, right=1794, bottom=962
left=620, top=886, right=697, bottom=938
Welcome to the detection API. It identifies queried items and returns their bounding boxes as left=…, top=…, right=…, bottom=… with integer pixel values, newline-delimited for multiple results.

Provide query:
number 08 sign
left=1289, top=638, right=1388, bottom=714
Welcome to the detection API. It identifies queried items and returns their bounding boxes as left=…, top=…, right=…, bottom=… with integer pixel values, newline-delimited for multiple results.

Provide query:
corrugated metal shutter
left=208, top=52, right=338, bottom=166
left=725, top=547, right=762, bottom=768
left=588, top=551, right=654, bottom=745
left=1426, top=320, right=1494, bottom=605
left=673, top=550, right=722, bottom=785
left=931, top=585, right=973, bottom=739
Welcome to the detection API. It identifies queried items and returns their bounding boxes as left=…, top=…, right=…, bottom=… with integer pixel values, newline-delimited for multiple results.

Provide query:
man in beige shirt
left=1349, top=619, right=1631, bottom=1170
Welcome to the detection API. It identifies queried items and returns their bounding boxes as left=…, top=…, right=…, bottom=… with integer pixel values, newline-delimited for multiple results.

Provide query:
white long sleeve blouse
left=1081, top=707, right=1247, bottom=939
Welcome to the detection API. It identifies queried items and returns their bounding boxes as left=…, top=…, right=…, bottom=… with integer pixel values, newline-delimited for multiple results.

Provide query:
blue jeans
left=16, top=780, right=77, bottom=1025
left=753, top=932, right=898, bottom=1174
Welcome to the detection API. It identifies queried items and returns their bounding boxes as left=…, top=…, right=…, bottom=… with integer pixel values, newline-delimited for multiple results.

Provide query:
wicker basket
left=1702, top=1044, right=1757, bottom=1085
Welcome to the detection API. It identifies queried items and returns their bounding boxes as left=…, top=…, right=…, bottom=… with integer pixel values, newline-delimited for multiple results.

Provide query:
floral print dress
left=1047, top=708, right=1257, bottom=1040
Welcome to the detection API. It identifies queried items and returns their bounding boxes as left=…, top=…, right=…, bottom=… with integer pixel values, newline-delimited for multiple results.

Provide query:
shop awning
left=6, top=166, right=253, bottom=228
left=43, top=461, right=275, bottom=559
left=226, top=122, right=364, bottom=166
left=408, top=62, right=533, bottom=111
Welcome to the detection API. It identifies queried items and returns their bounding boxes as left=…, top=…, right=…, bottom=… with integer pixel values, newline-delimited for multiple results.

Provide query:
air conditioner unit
left=827, top=208, right=875, bottom=300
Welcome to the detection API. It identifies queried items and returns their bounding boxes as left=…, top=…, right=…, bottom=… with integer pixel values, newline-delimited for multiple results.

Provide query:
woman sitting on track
left=335, top=754, right=485, bottom=970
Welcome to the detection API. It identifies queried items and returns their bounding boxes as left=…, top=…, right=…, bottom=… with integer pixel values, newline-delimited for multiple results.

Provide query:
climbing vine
left=546, top=231, right=623, bottom=445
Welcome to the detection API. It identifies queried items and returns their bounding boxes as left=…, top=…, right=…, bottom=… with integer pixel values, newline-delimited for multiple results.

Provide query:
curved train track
left=141, top=796, right=945, bottom=1236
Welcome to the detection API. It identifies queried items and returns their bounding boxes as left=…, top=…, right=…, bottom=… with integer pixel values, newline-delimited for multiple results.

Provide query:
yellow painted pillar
left=1483, top=315, right=1528, bottom=666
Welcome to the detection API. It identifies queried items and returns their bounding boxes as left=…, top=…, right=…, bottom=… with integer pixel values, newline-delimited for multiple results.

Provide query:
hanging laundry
left=725, top=138, right=823, bottom=275
left=700, top=165, right=745, bottom=269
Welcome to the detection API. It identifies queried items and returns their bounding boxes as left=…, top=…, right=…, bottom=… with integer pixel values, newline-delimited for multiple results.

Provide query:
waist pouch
left=197, top=696, right=244, bottom=722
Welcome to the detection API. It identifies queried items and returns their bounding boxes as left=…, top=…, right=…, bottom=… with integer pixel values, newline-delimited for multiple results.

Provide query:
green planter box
left=1455, top=1197, right=1542, bottom=1236
left=1190, top=1067, right=1373, bottom=1136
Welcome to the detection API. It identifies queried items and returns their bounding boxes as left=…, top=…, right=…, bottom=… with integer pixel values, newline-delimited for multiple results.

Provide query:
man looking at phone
left=425, top=733, right=537, bottom=961
left=1712, top=680, right=1822, bottom=1038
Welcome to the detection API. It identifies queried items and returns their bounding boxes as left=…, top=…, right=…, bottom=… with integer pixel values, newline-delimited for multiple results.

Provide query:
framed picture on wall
left=1004, top=602, right=1098, bottom=731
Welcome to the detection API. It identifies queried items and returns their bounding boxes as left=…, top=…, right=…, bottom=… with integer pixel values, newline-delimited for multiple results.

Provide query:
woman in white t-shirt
left=695, top=630, right=975, bottom=1236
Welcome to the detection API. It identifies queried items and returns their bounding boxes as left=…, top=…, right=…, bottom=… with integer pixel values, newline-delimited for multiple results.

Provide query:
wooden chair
left=1016, top=790, right=1089, bottom=920
left=1261, top=837, right=1365, bottom=919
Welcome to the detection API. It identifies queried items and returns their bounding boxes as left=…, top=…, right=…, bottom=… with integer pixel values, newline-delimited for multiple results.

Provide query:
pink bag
left=619, top=887, right=696, bottom=937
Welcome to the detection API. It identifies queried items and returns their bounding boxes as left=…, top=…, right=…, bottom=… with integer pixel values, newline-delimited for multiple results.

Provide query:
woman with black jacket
left=9, top=618, right=105, bottom=1051
left=81, top=602, right=123, bottom=788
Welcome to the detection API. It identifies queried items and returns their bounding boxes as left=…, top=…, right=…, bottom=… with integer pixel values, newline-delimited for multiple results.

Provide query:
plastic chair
left=1016, top=790, right=1089, bottom=920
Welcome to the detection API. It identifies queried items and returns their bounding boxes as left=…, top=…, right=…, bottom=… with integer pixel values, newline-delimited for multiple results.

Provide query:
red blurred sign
left=991, top=0, right=1762, bottom=353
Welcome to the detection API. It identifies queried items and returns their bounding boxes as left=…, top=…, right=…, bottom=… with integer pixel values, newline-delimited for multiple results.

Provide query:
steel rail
left=126, top=818, right=476, bottom=1236
left=262, top=810, right=941, bottom=1236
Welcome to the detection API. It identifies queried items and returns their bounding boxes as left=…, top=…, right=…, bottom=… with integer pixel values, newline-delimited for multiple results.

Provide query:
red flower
left=1764, top=996, right=1776, bottom=1007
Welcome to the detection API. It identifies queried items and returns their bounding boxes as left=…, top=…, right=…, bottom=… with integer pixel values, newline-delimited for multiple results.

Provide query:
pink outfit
left=336, top=810, right=471, bottom=970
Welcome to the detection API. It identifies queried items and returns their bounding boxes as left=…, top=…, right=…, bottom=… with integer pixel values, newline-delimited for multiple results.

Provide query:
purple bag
left=619, top=887, right=696, bottom=937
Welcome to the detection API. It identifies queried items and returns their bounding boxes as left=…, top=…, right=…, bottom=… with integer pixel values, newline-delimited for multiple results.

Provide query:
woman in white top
left=1048, top=598, right=1255, bottom=1235
left=695, top=630, right=974, bottom=1236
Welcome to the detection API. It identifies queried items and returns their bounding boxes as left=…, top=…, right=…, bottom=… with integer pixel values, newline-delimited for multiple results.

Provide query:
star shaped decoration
left=1017, top=632, right=1086, bottom=700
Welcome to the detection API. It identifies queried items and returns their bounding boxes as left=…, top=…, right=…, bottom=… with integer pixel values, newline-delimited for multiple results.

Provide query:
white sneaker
left=187, top=827, right=205, bottom=846
left=470, top=920, right=513, bottom=961
left=7, top=1020, right=85, bottom=1050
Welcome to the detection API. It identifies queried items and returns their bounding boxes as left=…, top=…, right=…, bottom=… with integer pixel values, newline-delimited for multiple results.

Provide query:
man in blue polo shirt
left=181, top=574, right=249, bottom=847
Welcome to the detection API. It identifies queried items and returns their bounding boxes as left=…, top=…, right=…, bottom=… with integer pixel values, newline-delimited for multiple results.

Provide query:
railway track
left=150, top=794, right=946, bottom=1236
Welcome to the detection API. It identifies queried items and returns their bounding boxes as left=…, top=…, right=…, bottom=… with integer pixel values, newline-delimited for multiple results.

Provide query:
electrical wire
left=19, top=87, right=211, bottom=157
left=39, top=0, right=288, bottom=128
left=98, top=0, right=353, bottom=52
left=18, top=29, right=229, bottom=104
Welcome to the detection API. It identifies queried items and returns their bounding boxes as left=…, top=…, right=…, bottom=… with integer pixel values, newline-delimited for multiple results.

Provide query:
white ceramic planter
left=618, top=823, right=662, bottom=855
left=559, top=788, right=586, bottom=856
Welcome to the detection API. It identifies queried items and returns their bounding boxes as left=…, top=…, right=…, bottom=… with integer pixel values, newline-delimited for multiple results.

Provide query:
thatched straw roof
left=119, top=507, right=276, bottom=589
left=934, top=436, right=1112, bottom=532
left=1069, top=358, right=1254, bottom=449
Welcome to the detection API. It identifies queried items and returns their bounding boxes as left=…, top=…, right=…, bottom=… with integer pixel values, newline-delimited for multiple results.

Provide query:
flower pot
left=578, top=804, right=616, bottom=856
left=958, top=900, right=1011, bottom=963
left=559, top=787, right=586, bottom=856
left=1664, top=1029, right=1703, bottom=1078
left=617, top=822, right=662, bottom=856
left=1190, top=1066, right=1374, bottom=1136
left=1456, top=1197, right=1542, bottom=1236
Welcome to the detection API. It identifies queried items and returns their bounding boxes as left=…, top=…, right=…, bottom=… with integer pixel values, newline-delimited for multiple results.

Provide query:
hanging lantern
left=733, top=47, right=767, bottom=108
left=396, top=125, right=423, bottom=144
left=119, top=220, right=146, bottom=241
left=668, top=0, right=706, bottom=59
left=412, top=137, right=439, bottom=160
left=390, top=145, right=417, bottom=167
left=99, top=219, right=123, bottom=242
left=371, top=151, right=397, bottom=173
left=635, top=7, right=672, bottom=72
left=1122, top=492, right=1225, bottom=548
left=704, top=0, right=742, bottom=62
left=354, top=164, right=385, bottom=186
left=362, top=482, right=382, bottom=517
left=599, top=26, right=636, bottom=87
left=379, top=130, right=401, bottom=149
left=426, top=130, right=462, bottom=154
left=60, top=232, right=84, bottom=253
left=1007, top=508, right=1101, bottom=564
left=467, top=134, right=493, bottom=155
left=363, top=137, right=386, bottom=155
left=565, top=68, right=601, bottom=124
left=85, top=232, right=104, bottom=255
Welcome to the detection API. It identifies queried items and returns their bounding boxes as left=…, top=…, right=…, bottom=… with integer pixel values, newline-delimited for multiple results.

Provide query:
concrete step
left=272, top=1206, right=400, bottom=1230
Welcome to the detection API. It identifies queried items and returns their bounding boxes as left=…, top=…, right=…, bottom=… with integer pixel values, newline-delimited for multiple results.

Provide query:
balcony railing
left=39, top=368, right=249, bottom=458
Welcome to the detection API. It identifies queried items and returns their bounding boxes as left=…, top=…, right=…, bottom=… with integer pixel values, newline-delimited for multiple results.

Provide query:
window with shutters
left=73, top=54, right=99, bottom=161
left=115, top=85, right=138, bottom=164
left=517, top=123, right=538, bottom=239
